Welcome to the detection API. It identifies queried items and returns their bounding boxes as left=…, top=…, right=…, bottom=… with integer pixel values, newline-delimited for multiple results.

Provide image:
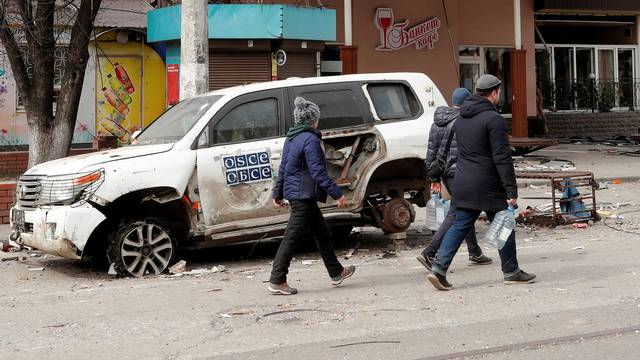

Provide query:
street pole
left=180, top=0, right=209, bottom=100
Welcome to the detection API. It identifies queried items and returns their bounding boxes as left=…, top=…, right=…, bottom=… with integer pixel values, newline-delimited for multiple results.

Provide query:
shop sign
left=374, top=8, right=441, bottom=51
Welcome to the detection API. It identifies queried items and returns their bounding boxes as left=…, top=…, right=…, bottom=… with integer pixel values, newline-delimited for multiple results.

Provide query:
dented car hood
left=24, top=144, right=174, bottom=176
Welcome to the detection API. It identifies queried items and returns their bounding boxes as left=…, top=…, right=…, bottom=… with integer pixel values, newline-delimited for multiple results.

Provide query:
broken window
left=367, top=83, right=421, bottom=120
left=298, top=89, right=366, bottom=130
left=213, top=98, right=279, bottom=144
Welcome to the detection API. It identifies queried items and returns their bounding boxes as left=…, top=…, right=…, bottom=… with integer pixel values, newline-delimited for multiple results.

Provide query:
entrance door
left=96, top=57, right=142, bottom=145
left=195, top=89, right=289, bottom=233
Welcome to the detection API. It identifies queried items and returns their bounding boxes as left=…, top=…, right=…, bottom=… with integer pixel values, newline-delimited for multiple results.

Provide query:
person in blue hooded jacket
left=268, top=97, right=356, bottom=295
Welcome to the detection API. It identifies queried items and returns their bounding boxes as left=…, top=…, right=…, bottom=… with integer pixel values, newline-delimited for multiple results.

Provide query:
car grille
left=16, top=175, right=42, bottom=209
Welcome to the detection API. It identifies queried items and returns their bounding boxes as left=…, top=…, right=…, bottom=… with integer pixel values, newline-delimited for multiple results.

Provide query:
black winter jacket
left=453, top=95, right=517, bottom=211
left=425, top=106, right=459, bottom=182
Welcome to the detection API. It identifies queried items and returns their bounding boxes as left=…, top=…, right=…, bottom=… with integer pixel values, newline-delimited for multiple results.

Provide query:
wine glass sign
left=375, top=8, right=441, bottom=51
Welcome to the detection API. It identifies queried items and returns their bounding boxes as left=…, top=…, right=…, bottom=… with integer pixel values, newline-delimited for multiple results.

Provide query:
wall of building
left=349, top=0, right=537, bottom=116
left=0, top=182, right=16, bottom=225
left=546, top=112, right=640, bottom=139
left=0, top=31, right=166, bottom=148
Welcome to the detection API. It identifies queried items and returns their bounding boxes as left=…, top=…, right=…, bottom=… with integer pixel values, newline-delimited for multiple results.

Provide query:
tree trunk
left=46, top=0, right=102, bottom=166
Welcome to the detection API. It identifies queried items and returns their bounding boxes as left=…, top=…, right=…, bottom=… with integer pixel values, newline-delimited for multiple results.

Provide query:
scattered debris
left=211, top=265, right=226, bottom=273
left=381, top=250, right=397, bottom=259
left=218, top=313, right=232, bottom=318
left=203, top=288, right=222, bottom=293
left=572, top=246, right=585, bottom=251
left=572, top=223, right=588, bottom=229
left=27, top=267, right=45, bottom=271
left=230, top=308, right=252, bottom=315
left=330, top=340, right=401, bottom=349
left=169, top=260, right=187, bottom=274
left=108, top=263, right=117, bottom=276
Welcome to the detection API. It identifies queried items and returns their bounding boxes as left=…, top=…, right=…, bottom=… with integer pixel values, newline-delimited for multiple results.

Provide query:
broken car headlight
left=38, top=169, right=105, bottom=206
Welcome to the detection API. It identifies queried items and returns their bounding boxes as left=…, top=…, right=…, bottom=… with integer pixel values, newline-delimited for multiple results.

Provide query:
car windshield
left=134, top=95, right=222, bottom=145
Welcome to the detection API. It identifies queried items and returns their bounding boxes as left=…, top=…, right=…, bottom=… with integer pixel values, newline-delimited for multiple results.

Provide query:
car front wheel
left=107, top=218, right=175, bottom=277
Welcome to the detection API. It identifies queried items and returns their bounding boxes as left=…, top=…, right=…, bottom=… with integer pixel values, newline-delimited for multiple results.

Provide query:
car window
left=135, top=95, right=222, bottom=145
left=212, top=98, right=279, bottom=144
left=367, top=83, right=421, bottom=120
left=299, top=89, right=366, bottom=130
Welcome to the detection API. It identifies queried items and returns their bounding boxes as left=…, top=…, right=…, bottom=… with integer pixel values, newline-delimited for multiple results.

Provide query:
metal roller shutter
left=209, top=51, right=271, bottom=90
left=277, top=52, right=317, bottom=80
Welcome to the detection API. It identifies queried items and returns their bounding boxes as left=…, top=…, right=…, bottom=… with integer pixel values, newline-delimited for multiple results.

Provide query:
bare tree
left=0, top=0, right=102, bottom=167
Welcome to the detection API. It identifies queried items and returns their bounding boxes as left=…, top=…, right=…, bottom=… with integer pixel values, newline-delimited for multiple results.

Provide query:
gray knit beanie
left=293, top=97, right=320, bottom=125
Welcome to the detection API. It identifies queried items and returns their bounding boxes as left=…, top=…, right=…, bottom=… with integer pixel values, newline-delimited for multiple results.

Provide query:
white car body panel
left=10, top=72, right=446, bottom=260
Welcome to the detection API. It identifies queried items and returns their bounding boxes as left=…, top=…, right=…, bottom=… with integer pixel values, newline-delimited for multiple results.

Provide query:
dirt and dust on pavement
left=1, top=143, right=640, bottom=360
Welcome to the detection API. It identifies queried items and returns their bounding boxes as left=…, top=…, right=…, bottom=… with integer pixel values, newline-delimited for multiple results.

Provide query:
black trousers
left=422, top=176, right=483, bottom=258
left=270, top=199, right=344, bottom=284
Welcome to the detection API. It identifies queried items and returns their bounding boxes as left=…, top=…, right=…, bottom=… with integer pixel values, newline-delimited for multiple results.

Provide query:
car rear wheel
left=107, top=218, right=175, bottom=277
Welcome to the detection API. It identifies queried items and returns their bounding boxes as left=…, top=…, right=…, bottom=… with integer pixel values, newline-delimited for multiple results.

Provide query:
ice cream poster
left=96, top=58, right=141, bottom=145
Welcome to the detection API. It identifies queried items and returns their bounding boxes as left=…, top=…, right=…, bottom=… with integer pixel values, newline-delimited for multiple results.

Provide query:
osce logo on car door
left=223, top=151, right=272, bottom=185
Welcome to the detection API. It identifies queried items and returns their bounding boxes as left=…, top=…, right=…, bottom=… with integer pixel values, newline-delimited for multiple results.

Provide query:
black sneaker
left=268, top=282, right=298, bottom=295
left=469, top=254, right=493, bottom=266
left=331, top=265, right=356, bottom=286
left=426, top=271, right=453, bottom=291
left=416, top=254, right=435, bottom=271
left=504, top=270, right=537, bottom=285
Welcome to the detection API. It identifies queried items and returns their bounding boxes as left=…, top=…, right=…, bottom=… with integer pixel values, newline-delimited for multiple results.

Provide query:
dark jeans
left=422, top=177, right=482, bottom=258
left=432, top=207, right=520, bottom=277
left=270, top=199, right=343, bottom=284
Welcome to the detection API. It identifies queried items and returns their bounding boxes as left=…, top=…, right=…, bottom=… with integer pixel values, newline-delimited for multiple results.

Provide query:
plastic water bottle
left=484, top=206, right=516, bottom=250
left=436, top=199, right=450, bottom=229
left=426, top=194, right=439, bottom=231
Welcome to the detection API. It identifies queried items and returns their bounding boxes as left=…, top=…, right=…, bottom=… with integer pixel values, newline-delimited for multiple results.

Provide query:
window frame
left=192, top=88, right=287, bottom=149
left=363, top=80, right=424, bottom=122
left=286, top=81, right=374, bottom=130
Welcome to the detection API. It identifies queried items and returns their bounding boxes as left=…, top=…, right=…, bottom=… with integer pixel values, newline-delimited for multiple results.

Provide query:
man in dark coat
left=426, top=75, right=536, bottom=291
left=417, top=88, right=492, bottom=269
left=269, top=97, right=356, bottom=295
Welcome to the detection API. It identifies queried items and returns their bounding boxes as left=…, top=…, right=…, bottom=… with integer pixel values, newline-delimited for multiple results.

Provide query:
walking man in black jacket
left=426, top=75, right=536, bottom=291
left=417, top=88, right=492, bottom=270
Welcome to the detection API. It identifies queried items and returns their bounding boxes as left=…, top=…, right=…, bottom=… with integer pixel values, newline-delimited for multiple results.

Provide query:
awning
left=147, top=4, right=336, bottom=43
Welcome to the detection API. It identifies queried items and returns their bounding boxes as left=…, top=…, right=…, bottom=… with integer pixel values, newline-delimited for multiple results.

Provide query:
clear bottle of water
left=436, top=199, right=450, bottom=229
left=426, top=194, right=439, bottom=231
left=484, top=206, right=516, bottom=250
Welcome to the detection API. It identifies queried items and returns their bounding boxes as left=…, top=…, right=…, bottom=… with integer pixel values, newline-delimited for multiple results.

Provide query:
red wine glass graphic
left=376, top=8, right=393, bottom=49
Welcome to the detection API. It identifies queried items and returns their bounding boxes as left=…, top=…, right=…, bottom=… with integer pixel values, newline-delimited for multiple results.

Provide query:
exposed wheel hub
left=382, top=198, right=416, bottom=233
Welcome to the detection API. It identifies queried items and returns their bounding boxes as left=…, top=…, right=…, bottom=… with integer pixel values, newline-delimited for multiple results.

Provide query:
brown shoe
left=268, top=282, right=298, bottom=295
left=331, top=265, right=356, bottom=286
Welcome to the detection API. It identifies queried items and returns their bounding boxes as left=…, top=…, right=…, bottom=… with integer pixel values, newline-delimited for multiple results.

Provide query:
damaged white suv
left=10, top=73, right=446, bottom=277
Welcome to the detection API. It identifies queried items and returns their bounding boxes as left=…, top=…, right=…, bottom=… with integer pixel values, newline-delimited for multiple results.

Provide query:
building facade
left=0, top=0, right=167, bottom=148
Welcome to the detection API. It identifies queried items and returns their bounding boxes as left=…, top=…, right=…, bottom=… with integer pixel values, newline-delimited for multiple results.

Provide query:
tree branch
left=0, top=1, right=31, bottom=98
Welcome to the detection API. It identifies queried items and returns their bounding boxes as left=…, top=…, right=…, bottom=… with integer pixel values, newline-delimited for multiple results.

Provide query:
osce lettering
left=224, top=151, right=272, bottom=186
left=375, top=8, right=441, bottom=51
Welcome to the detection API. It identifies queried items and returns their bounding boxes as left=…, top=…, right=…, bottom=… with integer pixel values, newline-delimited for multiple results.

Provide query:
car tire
left=107, top=218, right=176, bottom=277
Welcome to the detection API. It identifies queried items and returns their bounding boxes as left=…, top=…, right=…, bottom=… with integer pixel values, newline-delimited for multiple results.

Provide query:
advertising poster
left=96, top=57, right=142, bottom=145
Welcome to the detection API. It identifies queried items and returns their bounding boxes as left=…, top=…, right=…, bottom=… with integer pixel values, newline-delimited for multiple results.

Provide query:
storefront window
left=618, top=49, right=634, bottom=108
left=484, top=48, right=511, bottom=114
left=459, top=46, right=511, bottom=114
left=536, top=45, right=637, bottom=111
left=460, top=63, right=480, bottom=93
left=554, top=47, right=574, bottom=110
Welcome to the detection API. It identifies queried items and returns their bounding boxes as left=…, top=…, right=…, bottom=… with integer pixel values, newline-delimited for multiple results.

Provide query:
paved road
left=1, top=177, right=639, bottom=360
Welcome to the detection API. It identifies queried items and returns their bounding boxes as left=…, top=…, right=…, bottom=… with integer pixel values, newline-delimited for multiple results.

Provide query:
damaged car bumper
left=10, top=204, right=106, bottom=259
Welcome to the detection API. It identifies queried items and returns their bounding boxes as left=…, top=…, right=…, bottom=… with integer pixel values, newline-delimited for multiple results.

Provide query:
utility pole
left=180, top=0, right=209, bottom=100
